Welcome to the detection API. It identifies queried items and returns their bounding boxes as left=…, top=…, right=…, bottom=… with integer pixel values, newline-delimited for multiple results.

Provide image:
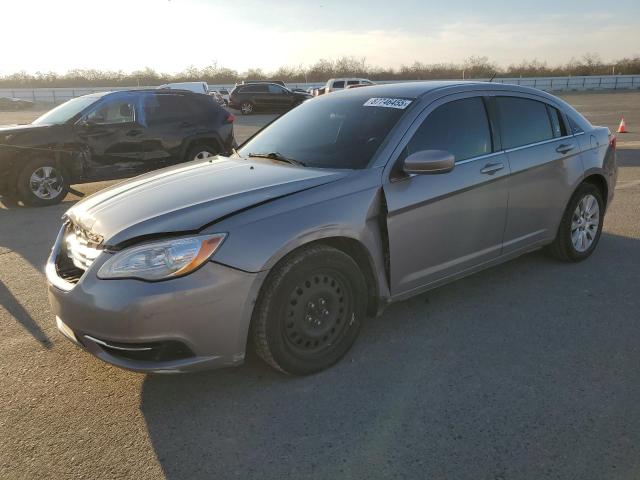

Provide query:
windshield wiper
left=248, top=152, right=306, bottom=167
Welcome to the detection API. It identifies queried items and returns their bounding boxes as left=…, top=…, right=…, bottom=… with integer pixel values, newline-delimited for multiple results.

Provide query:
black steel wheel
left=252, top=245, right=367, bottom=375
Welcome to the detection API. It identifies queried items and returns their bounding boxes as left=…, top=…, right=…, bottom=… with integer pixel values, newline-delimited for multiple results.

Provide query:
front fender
left=207, top=169, right=390, bottom=301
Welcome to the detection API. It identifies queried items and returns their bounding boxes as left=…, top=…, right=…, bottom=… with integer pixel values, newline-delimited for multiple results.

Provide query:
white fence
left=1, top=75, right=639, bottom=104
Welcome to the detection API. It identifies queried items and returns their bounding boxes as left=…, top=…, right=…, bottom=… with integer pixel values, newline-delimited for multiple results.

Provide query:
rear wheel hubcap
left=571, top=194, right=600, bottom=252
left=193, top=150, right=214, bottom=161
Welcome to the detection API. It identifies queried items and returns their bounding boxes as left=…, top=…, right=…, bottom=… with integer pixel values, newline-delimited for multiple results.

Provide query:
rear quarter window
left=496, top=97, right=554, bottom=149
left=547, top=105, right=568, bottom=138
left=567, top=115, right=585, bottom=134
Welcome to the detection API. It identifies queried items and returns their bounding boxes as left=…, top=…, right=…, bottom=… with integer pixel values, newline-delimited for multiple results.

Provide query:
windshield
left=32, top=96, right=99, bottom=125
left=238, top=94, right=410, bottom=169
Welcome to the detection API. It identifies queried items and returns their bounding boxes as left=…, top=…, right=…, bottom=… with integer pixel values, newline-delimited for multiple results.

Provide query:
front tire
left=16, top=158, right=69, bottom=207
left=251, top=245, right=367, bottom=375
left=547, top=183, right=604, bottom=262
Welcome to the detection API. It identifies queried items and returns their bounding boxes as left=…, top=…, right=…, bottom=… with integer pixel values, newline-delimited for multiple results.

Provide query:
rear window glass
left=238, top=94, right=410, bottom=169
left=407, top=97, right=492, bottom=162
left=242, top=84, right=268, bottom=93
left=496, top=97, right=554, bottom=149
left=347, top=80, right=359, bottom=85
left=143, top=94, right=192, bottom=126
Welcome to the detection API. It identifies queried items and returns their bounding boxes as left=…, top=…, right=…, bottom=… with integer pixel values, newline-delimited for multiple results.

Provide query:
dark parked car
left=47, top=82, right=616, bottom=375
left=0, top=89, right=235, bottom=206
left=229, top=82, right=312, bottom=114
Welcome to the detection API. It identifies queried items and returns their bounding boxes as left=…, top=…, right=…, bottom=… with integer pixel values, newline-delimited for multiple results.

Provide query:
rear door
left=384, top=94, right=510, bottom=296
left=494, top=95, right=580, bottom=253
left=267, top=84, right=294, bottom=109
left=139, top=93, right=197, bottom=168
left=247, top=84, right=270, bottom=108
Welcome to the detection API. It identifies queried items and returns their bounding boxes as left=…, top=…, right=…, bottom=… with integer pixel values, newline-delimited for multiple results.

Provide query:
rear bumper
left=46, top=227, right=267, bottom=373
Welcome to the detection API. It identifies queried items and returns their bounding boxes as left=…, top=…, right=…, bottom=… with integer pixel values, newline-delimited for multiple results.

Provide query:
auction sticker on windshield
left=363, top=98, right=412, bottom=109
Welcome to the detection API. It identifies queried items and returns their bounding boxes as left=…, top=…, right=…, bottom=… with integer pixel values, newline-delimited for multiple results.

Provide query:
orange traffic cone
left=617, top=116, right=627, bottom=133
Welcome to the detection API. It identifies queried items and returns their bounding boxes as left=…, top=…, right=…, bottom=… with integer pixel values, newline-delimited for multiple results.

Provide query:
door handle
left=126, top=129, right=142, bottom=137
left=556, top=143, right=574, bottom=154
left=480, top=162, right=505, bottom=175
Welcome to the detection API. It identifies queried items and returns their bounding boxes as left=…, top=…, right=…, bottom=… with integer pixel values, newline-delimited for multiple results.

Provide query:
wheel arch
left=259, top=236, right=382, bottom=318
left=581, top=173, right=609, bottom=208
left=183, top=135, right=223, bottom=159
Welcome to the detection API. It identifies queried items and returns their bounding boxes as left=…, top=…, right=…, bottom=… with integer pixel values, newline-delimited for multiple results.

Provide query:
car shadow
left=0, top=198, right=75, bottom=347
left=140, top=232, right=640, bottom=479
left=0, top=279, right=52, bottom=348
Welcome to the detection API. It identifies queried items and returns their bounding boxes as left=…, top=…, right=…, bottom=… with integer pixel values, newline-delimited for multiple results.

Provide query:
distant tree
left=1, top=54, right=639, bottom=88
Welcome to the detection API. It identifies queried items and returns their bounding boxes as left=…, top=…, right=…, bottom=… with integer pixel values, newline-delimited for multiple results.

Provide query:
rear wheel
left=240, top=101, right=254, bottom=115
left=252, top=245, right=367, bottom=375
left=16, top=158, right=69, bottom=207
left=547, top=183, right=604, bottom=262
left=185, top=144, right=219, bottom=162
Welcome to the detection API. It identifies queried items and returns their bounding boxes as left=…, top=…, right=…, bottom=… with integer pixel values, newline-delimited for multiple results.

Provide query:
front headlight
left=97, top=234, right=226, bottom=281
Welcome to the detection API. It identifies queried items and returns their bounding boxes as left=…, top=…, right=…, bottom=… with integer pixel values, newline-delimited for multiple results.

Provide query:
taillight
left=609, top=135, right=617, bottom=149
left=225, top=113, right=235, bottom=124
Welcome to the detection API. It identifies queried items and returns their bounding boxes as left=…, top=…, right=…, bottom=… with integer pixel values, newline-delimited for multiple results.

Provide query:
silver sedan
left=46, top=81, right=617, bottom=374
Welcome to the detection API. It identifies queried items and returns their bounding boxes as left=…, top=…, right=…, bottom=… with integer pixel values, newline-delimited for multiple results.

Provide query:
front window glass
left=238, top=94, right=410, bottom=169
left=407, top=97, right=492, bottom=162
left=32, top=96, right=99, bottom=125
left=332, top=81, right=345, bottom=89
left=86, top=99, right=135, bottom=124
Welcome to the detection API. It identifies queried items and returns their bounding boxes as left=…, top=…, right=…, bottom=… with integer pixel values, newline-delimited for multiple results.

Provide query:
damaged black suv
left=0, top=89, right=235, bottom=206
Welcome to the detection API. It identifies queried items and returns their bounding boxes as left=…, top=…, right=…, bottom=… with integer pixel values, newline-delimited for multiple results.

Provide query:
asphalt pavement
left=1, top=93, right=640, bottom=479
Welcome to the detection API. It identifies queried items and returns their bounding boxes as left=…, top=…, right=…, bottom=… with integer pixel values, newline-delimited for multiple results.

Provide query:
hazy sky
left=2, top=0, right=639, bottom=74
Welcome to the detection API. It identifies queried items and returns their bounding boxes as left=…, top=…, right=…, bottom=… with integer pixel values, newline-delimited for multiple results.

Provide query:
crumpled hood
left=66, top=156, right=347, bottom=247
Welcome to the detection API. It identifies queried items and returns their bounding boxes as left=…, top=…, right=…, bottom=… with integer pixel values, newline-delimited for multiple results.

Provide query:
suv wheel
left=252, top=245, right=367, bottom=375
left=547, top=182, right=604, bottom=262
left=16, top=158, right=69, bottom=207
left=240, top=101, right=254, bottom=115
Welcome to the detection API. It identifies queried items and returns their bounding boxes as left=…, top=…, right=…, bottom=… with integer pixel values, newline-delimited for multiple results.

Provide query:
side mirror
left=403, top=149, right=455, bottom=174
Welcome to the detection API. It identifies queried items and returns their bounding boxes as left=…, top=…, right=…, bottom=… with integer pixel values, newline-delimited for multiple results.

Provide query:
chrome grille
left=64, top=223, right=102, bottom=271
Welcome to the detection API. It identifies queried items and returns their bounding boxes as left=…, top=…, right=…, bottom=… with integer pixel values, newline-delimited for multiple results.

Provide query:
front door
left=77, top=95, right=145, bottom=180
left=384, top=95, right=510, bottom=296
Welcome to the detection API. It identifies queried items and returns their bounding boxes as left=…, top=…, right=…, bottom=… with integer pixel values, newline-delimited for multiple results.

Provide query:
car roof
left=329, top=80, right=560, bottom=100
left=89, top=89, right=204, bottom=97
